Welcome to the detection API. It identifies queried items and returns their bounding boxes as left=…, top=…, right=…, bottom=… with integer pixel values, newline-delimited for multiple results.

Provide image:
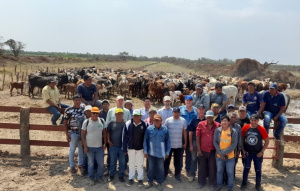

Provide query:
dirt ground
left=1, top=89, right=300, bottom=191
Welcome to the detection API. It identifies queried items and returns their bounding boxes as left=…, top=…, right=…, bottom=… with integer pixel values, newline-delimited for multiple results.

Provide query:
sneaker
left=197, top=184, right=205, bottom=189
left=70, top=166, right=77, bottom=174
left=107, top=176, right=114, bottom=182
left=144, top=182, right=153, bottom=189
left=138, top=180, right=144, bottom=187
left=240, top=182, right=247, bottom=190
left=175, top=175, right=181, bottom=182
left=188, top=176, right=195, bottom=182
left=214, top=187, right=222, bottom=191
left=119, top=176, right=125, bottom=182
left=274, top=134, right=280, bottom=141
left=81, top=169, right=88, bottom=176
left=255, top=184, right=263, bottom=191
left=127, top=179, right=134, bottom=186
left=157, top=183, right=163, bottom=191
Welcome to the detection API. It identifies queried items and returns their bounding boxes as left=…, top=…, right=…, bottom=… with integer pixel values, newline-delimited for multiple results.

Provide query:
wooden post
left=10, top=73, right=13, bottom=82
left=14, top=65, right=17, bottom=74
left=272, top=121, right=284, bottom=169
left=21, top=72, right=24, bottom=81
left=20, top=107, right=31, bottom=166
left=1, top=73, right=5, bottom=91
left=46, top=67, right=48, bottom=73
left=16, top=72, right=19, bottom=82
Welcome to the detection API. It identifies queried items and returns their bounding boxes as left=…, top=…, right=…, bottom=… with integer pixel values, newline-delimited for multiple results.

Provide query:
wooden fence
left=0, top=105, right=300, bottom=168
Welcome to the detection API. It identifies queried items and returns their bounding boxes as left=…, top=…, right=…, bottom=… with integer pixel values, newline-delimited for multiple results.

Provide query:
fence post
left=20, top=107, right=31, bottom=166
left=272, top=121, right=284, bottom=169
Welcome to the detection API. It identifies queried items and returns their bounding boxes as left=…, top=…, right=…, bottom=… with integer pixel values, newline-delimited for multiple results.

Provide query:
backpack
left=83, top=117, right=105, bottom=133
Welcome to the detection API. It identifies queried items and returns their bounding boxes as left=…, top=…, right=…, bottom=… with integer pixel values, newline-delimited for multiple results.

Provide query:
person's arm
left=165, top=130, right=171, bottom=159
left=204, top=94, right=210, bottom=112
left=219, top=101, right=227, bottom=113
left=106, top=126, right=113, bottom=147
left=143, top=130, right=149, bottom=158
left=213, top=129, right=222, bottom=156
left=63, top=118, right=70, bottom=142
left=92, top=91, right=99, bottom=106
left=258, top=102, right=266, bottom=116
left=257, top=138, right=269, bottom=158
left=189, top=131, right=194, bottom=152
left=196, top=123, right=203, bottom=156
left=123, top=123, right=128, bottom=154
left=183, top=129, right=187, bottom=149
left=81, top=130, right=88, bottom=153
left=274, top=107, right=285, bottom=121
left=102, top=128, right=107, bottom=151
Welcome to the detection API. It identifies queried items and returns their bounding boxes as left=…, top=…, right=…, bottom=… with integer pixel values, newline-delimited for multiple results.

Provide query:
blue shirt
left=242, top=91, right=263, bottom=114
left=179, top=105, right=198, bottom=126
left=77, top=83, right=97, bottom=102
left=187, top=116, right=206, bottom=140
left=99, top=109, right=108, bottom=121
left=263, top=90, right=286, bottom=115
left=143, top=125, right=171, bottom=158
left=140, top=107, right=149, bottom=121
left=157, top=106, right=173, bottom=125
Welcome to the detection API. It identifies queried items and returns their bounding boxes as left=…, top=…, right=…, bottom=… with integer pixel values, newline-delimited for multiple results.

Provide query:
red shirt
left=196, top=120, right=220, bottom=152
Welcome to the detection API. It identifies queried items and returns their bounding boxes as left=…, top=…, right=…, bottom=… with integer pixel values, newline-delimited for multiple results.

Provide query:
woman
left=213, top=115, right=238, bottom=191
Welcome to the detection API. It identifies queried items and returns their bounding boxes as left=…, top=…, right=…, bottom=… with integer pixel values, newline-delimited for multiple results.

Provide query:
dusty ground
left=1, top=88, right=300, bottom=191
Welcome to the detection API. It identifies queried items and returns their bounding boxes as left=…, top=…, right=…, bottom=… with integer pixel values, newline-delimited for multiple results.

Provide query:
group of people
left=41, top=76, right=287, bottom=191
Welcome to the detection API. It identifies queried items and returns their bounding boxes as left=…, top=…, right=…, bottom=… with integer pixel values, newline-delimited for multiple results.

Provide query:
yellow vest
left=217, top=128, right=234, bottom=159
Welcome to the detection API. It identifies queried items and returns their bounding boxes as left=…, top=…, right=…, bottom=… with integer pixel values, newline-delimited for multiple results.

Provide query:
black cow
left=28, top=74, right=53, bottom=98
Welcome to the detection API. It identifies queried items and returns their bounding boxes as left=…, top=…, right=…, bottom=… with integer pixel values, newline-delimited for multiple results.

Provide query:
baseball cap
left=133, top=109, right=141, bottom=115
left=48, top=78, right=57, bottom=83
left=83, top=75, right=92, bottom=80
left=102, top=99, right=110, bottom=104
left=116, top=95, right=124, bottom=100
left=227, top=104, right=235, bottom=109
left=115, top=108, right=123, bottom=114
left=270, top=83, right=278, bottom=89
left=205, top=110, right=214, bottom=117
left=197, top=104, right=205, bottom=109
left=163, top=96, right=171, bottom=101
left=91, top=107, right=100, bottom=113
left=195, top=84, right=203, bottom=90
left=148, top=107, right=157, bottom=113
left=185, top=95, right=193, bottom=100
left=211, top=103, right=219, bottom=109
left=238, top=106, right=246, bottom=111
left=153, top=114, right=162, bottom=121
left=173, top=107, right=180, bottom=112
left=248, top=81, right=255, bottom=86
left=124, top=99, right=133, bottom=106
left=84, top=105, right=92, bottom=111
left=250, top=114, right=260, bottom=120
left=72, top=94, right=81, bottom=100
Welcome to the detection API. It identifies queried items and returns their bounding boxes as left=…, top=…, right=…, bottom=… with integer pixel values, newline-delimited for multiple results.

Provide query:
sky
left=1, top=0, right=300, bottom=65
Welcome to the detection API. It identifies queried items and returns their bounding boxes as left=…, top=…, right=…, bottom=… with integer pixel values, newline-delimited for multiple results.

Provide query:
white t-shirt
left=164, top=117, right=187, bottom=149
left=82, top=118, right=106, bottom=147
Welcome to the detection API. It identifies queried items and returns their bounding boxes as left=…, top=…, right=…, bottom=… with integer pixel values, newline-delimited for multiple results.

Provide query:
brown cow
left=277, top=83, right=288, bottom=92
left=10, top=81, right=25, bottom=96
left=64, top=83, right=77, bottom=99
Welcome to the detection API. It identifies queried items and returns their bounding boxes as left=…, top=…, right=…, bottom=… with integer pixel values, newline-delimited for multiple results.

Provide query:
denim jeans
left=148, top=155, right=165, bottom=184
left=247, top=111, right=258, bottom=118
left=87, top=147, right=104, bottom=180
left=263, top=111, right=287, bottom=136
left=80, top=100, right=102, bottom=109
left=190, top=140, right=198, bottom=177
left=164, top=148, right=183, bottom=177
left=47, top=103, right=69, bottom=125
left=109, top=146, right=125, bottom=177
left=242, top=153, right=263, bottom=186
left=69, top=132, right=83, bottom=167
left=216, top=157, right=235, bottom=189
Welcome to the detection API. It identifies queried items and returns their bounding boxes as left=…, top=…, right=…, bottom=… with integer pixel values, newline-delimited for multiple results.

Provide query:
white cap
left=163, top=96, right=171, bottom=101
left=84, top=105, right=92, bottom=111
left=116, top=95, right=124, bottom=100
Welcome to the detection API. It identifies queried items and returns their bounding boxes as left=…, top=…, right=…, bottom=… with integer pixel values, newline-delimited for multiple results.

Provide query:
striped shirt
left=165, top=117, right=187, bottom=148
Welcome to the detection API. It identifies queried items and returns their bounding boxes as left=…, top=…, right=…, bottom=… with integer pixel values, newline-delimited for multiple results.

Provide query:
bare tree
left=263, top=60, right=278, bottom=69
left=119, top=51, right=129, bottom=61
left=5, top=39, right=26, bottom=57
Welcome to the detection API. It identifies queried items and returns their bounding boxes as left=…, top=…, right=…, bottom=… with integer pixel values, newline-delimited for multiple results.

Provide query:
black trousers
left=164, top=148, right=183, bottom=177
left=198, top=150, right=217, bottom=186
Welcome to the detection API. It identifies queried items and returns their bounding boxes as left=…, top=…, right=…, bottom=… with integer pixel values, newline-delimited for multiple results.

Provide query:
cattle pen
left=0, top=105, right=300, bottom=169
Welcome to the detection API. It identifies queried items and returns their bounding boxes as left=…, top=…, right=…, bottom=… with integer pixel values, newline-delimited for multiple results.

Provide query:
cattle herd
left=9, top=67, right=291, bottom=106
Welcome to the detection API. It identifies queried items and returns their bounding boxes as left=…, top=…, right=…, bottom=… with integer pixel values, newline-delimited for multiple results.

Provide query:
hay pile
left=232, top=58, right=265, bottom=78
left=269, top=70, right=294, bottom=83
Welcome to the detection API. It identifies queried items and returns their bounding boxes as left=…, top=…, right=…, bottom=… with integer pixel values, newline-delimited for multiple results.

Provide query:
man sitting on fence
left=42, top=78, right=69, bottom=125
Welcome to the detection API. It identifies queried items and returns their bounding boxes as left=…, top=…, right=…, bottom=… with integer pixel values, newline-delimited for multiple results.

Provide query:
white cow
left=169, top=91, right=182, bottom=107
left=222, top=85, right=238, bottom=104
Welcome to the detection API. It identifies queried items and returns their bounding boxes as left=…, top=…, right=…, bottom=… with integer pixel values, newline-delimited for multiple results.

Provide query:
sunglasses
left=91, top=113, right=99, bottom=115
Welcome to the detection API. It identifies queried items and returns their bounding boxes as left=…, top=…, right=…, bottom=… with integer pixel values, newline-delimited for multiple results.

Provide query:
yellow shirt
left=42, top=85, right=60, bottom=107
left=217, top=128, right=234, bottom=159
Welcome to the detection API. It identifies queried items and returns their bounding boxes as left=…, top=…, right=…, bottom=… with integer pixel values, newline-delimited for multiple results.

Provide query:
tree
left=5, top=39, right=25, bottom=57
left=119, top=51, right=129, bottom=61
left=0, top=36, right=4, bottom=55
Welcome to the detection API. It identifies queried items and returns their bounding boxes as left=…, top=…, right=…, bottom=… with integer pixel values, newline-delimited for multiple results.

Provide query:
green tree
left=119, top=51, right=129, bottom=61
left=5, top=39, right=26, bottom=57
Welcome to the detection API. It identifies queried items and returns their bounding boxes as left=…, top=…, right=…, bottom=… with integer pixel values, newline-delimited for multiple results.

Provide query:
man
left=141, top=97, right=152, bottom=121
left=42, top=78, right=69, bottom=125
left=124, top=99, right=134, bottom=117
left=179, top=95, right=197, bottom=177
left=191, top=83, right=210, bottom=111
left=212, top=103, right=221, bottom=123
left=196, top=110, right=220, bottom=189
left=77, top=75, right=101, bottom=108
left=241, top=114, right=269, bottom=191
left=63, top=94, right=86, bottom=173
left=106, top=108, right=126, bottom=182
left=209, top=82, right=228, bottom=117
left=82, top=105, right=92, bottom=176
left=236, top=106, right=250, bottom=128
left=99, top=99, right=110, bottom=121
left=144, top=114, right=171, bottom=191
left=164, top=107, right=187, bottom=182
left=242, top=81, right=263, bottom=117
left=187, top=104, right=206, bottom=182
left=259, top=83, right=287, bottom=140
left=227, top=104, right=235, bottom=113
left=157, top=96, right=173, bottom=125
left=123, top=109, right=148, bottom=187
left=81, top=107, right=107, bottom=184
left=106, top=95, right=131, bottom=125
left=145, top=107, right=157, bottom=126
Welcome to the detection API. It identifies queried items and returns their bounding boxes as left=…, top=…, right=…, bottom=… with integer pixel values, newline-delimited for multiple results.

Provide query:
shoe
left=175, top=175, right=181, bottom=182
left=240, top=182, right=247, bottom=190
left=214, top=187, right=222, bottom=191
left=186, top=171, right=191, bottom=177
left=98, top=178, right=106, bottom=184
left=157, top=183, right=163, bottom=191
left=124, top=169, right=129, bottom=176
left=138, top=180, right=144, bottom=187
left=188, top=176, right=195, bottom=182
left=144, top=182, right=153, bottom=189
left=81, top=169, right=88, bottom=176
left=228, top=188, right=233, bottom=191
left=107, top=176, right=114, bottom=182
left=104, top=169, right=109, bottom=176
left=197, top=184, right=205, bottom=189
left=70, top=166, right=77, bottom=173
left=127, top=179, right=134, bottom=186
left=255, top=184, right=263, bottom=191
left=274, top=134, right=280, bottom=141
left=119, top=176, right=125, bottom=182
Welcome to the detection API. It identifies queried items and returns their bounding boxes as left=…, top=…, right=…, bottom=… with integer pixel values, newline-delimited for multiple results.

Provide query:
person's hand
left=107, top=140, right=113, bottom=147
left=84, top=146, right=88, bottom=154
left=165, top=155, right=169, bottom=160
left=257, top=152, right=263, bottom=158
left=144, top=154, right=148, bottom=158
left=103, top=144, right=106, bottom=151
left=183, top=143, right=187, bottom=149
left=124, top=152, right=128, bottom=155
left=66, top=134, right=71, bottom=142
left=197, top=150, right=203, bottom=156
left=242, top=150, right=246, bottom=158
left=273, top=116, right=279, bottom=121
left=189, top=145, right=194, bottom=152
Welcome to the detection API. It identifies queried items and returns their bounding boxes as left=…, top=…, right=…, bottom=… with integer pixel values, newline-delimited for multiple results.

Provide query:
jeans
left=47, top=103, right=69, bottom=125
left=216, top=157, right=235, bottom=189
left=87, top=147, right=104, bottom=180
left=198, top=150, right=216, bottom=186
left=147, top=155, right=165, bottom=184
left=164, top=148, right=183, bottom=177
left=69, top=132, right=83, bottom=167
left=190, top=140, right=198, bottom=177
left=109, top=146, right=125, bottom=177
left=247, top=111, right=258, bottom=118
left=263, top=111, right=287, bottom=136
left=80, top=100, right=102, bottom=109
left=242, top=153, right=263, bottom=186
